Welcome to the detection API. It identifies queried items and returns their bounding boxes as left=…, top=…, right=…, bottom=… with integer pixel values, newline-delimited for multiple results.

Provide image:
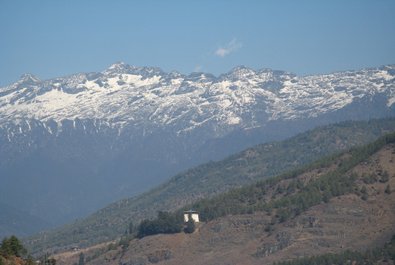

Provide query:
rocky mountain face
left=0, top=63, right=394, bottom=234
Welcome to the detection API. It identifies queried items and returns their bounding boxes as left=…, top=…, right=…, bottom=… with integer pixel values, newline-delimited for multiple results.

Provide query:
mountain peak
left=19, top=73, right=40, bottom=83
left=106, top=61, right=128, bottom=71
left=225, top=65, right=256, bottom=78
left=232, top=65, right=253, bottom=71
left=103, top=62, right=165, bottom=77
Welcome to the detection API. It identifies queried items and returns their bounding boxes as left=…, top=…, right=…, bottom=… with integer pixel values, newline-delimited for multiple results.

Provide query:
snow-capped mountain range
left=0, top=63, right=394, bottom=237
left=1, top=62, right=394, bottom=136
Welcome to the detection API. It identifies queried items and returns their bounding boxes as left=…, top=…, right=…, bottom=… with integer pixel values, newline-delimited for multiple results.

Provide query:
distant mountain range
left=0, top=64, right=394, bottom=237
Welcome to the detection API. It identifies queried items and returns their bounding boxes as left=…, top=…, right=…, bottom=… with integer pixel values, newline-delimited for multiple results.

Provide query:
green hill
left=53, top=131, right=395, bottom=265
left=26, top=118, right=395, bottom=254
left=180, top=132, right=395, bottom=223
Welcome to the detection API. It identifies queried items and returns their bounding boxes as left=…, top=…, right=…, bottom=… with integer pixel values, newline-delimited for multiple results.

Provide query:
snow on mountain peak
left=18, top=73, right=41, bottom=84
left=0, top=64, right=394, bottom=134
left=108, top=61, right=126, bottom=69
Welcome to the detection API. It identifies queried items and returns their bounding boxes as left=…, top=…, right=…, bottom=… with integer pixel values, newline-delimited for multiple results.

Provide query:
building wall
left=184, top=213, right=199, bottom=223
left=191, top=213, right=199, bottom=223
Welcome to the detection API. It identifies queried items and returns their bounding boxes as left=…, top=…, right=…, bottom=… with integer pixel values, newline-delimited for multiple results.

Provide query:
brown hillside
left=54, top=143, right=395, bottom=265
left=0, top=256, right=28, bottom=265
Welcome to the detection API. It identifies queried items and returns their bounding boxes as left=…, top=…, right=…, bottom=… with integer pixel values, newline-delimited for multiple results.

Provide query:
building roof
left=183, top=210, right=199, bottom=214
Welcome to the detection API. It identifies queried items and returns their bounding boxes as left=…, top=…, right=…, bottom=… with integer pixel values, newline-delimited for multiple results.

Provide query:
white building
left=183, top=210, right=199, bottom=223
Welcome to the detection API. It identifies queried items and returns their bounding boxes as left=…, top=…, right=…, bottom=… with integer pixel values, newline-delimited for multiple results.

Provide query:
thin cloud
left=215, top=39, right=242, bottom=57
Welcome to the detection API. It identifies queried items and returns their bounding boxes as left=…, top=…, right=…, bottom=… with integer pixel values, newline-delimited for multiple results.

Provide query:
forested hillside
left=26, top=118, right=395, bottom=254
left=54, top=132, right=395, bottom=265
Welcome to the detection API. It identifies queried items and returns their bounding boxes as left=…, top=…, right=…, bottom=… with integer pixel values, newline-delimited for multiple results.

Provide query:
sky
left=0, top=0, right=394, bottom=86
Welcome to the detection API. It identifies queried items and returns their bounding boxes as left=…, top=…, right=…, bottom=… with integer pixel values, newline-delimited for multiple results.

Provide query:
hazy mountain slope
left=54, top=133, right=395, bottom=265
left=1, top=64, right=394, bottom=235
left=0, top=202, right=50, bottom=238
left=25, top=118, right=395, bottom=254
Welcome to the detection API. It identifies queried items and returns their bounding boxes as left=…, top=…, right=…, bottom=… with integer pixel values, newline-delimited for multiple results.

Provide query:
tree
left=385, top=184, right=391, bottom=194
left=78, top=252, right=85, bottom=265
left=0, top=235, right=27, bottom=257
left=137, top=219, right=157, bottom=238
left=137, top=211, right=182, bottom=238
left=322, top=190, right=331, bottom=203
left=360, top=186, right=368, bottom=200
left=380, top=171, right=389, bottom=183
left=184, top=218, right=195, bottom=234
left=128, top=221, right=135, bottom=235
left=118, top=237, right=129, bottom=250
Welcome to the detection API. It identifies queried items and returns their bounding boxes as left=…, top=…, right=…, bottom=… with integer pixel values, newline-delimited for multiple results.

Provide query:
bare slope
left=55, top=134, right=395, bottom=265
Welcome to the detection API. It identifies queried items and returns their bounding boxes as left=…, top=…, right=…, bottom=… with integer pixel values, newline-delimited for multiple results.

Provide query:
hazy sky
left=0, top=0, right=394, bottom=86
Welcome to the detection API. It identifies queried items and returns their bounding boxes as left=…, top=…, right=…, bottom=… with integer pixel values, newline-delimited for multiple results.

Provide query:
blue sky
left=0, top=0, right=394, bottom=86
